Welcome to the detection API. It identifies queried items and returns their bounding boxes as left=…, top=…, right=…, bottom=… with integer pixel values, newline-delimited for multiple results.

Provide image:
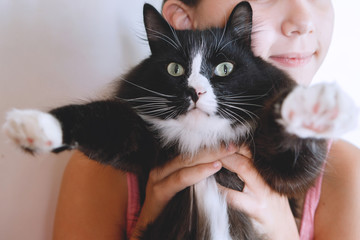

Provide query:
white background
left=0, top=1, right=359, bottom=239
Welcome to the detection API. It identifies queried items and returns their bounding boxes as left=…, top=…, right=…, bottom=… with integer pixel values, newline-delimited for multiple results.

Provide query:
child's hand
left=220, top=147, right=300, bottom=240
left=131, top=146, right=237, bottom=239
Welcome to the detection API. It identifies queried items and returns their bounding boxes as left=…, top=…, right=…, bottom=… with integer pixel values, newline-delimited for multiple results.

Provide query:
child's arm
left=53, top=151, right=128, bottom=240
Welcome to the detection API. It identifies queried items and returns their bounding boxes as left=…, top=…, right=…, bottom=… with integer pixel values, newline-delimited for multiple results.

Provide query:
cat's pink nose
left=188, top=87, right=207, bottom=103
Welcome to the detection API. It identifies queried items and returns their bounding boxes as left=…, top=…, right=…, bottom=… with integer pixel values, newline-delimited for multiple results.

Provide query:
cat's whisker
left=150, top=112, right=174, bottom=118
left=160, top=109, right=180, bottom=119
left=135, top=104, right=175, bottom=110
left=120, top=99, right=172, bottom=106
left=137, top=107, right=176, bottom=118
left=218, top=35, right=246, bottom=52
left=218, top=92, right=268, bottom=99
left=218, top=102, right=260, bottom=120
left=218, top=95, right=265, bottom=101
left=216, top=20, right=228, bottom=52
left=217, top=108, right=236, bottom=123
left=219, top=108, right=253, bottom=131
left=219, top=109, right=237, bottom=123
left=220, top=101, right=263, bottom=108
left=133, top=100, right=170, bottom=105
left=167, top=23, right=183, bottom=50
left=215, top=6, right=234, bottom=52
left=148, top=34, right=179, bottom=50
left=229, top=109, right=253, bottom=129
left=218, top=87, right=273, bottom=101
left=119, top=78, right=176, bottom=98
left=165, top=108, right=182, bottom=120
left=134, top=105, right=175, bottom=113
left=134, top=105, right=170, bottom=112
left=147, top=27, right=178, bottom=45
left=208, top=29, right=219, bottom=51
left=218, top=107, right=244, bottom=125
left=239, top=108, right=259, bottom=122
left=219, top=105, right=257, bottom=129
left=122, top=97, right=172, bottom=103
left=227, top=102, right=263, bottom=109
left=215, top=52, right=231, bottom=61
left=218, top=24, right=252, bottom=51
left=146, top=28, right=180, bottom=50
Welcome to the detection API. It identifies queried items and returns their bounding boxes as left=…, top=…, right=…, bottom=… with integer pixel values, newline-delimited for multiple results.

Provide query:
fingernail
left=213, top=161, right=221, bottom=168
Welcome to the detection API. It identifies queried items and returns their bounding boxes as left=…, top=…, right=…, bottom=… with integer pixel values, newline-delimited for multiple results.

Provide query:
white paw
left=279, top=83, right=358, bottom=139
left=3, top=109, right=63, bottom=153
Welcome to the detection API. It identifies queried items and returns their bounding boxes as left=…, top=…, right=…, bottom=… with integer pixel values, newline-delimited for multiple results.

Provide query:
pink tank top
left=299, top=168, right=324, bottom=240
left=126, top=173, right=141, bottom=238
left=125, top=171, right=324, bottom=239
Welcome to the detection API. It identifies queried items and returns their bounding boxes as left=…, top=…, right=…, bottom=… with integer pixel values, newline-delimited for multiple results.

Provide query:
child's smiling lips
left=269, top=52, right=315, bottom=68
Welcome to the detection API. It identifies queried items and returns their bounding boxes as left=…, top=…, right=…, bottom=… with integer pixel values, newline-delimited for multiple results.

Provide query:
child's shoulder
left=325, top=140, right=360, bottom=186
left=329, top=140, right=360, bottom=171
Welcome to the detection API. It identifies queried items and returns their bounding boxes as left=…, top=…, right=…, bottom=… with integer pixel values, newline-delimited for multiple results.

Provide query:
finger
left=237, top=144, right=252, bottom=159
left=218, top=184, right=257, bottom=215
left=152, top=145, right=237, bottom=181
left=154, top=160, right=223, bottom=203
left=221, top=153, right=264, bottom=191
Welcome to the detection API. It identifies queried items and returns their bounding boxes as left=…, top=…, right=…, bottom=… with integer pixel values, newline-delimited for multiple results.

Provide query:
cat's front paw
left=3, top=109, right=63, bottom=153
left=279, top=83, right=358, bottom=139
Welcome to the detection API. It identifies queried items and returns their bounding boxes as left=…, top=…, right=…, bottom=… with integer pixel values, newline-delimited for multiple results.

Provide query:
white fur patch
left=187, top=54, right=210, bottom=93
left=187, top=52, right=218, bottom=115
left=279, top=83, right=358, bottom=139
left=3, top=109, right=63, bottom=152
left=194, top=176, right=232, bottom=240
left=145, top=113, right=247, bottom=155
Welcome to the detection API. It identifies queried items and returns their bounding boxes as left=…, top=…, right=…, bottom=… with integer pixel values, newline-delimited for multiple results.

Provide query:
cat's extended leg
left=3, top=100, right=158, bottom=171
left=253, top=83, right=358, bottom=196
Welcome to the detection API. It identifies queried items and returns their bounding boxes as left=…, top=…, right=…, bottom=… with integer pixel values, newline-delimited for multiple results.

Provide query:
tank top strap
left=299, top=141, right=332, bottom=240
left=126, top=172, right=141, bottom=239
left=299, top=168, right=324, bottom=240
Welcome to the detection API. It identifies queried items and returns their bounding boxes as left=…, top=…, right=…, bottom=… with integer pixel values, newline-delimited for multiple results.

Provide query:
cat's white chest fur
left=148, top=111, right=246, bottom=154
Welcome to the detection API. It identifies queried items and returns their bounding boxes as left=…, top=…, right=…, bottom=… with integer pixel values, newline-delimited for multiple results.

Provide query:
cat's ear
left=225, top=2, right=253, bottom=47
left=143, top=4, right=177, bottom=53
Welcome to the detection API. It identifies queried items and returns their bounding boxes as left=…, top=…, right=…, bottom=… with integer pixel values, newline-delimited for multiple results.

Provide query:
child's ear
left=162, top=0, right=193, bottom=30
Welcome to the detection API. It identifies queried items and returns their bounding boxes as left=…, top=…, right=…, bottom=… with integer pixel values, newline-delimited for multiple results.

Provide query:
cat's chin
left=187, top=108, right=210, bottom=118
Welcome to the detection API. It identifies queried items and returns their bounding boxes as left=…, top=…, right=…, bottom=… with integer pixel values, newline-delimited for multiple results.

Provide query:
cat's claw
left=279, top=83, right=358, bottom=139
left=3, top=109, right=63, bottom=153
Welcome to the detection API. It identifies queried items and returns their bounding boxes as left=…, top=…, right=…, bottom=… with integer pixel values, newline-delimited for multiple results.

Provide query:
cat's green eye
left=214, top=62, right=234, bottom=77
left=167, top=62, right=185, bottom=77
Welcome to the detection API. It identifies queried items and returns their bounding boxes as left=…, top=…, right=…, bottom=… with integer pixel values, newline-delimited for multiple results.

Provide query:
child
left=53, top=1, right=360, bottom=239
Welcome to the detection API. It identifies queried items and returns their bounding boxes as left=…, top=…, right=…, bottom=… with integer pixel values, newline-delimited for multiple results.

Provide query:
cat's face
left=120, top=3, right=276, bottom=154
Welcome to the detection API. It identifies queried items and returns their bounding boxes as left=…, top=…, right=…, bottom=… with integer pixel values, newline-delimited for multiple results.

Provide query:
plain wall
left=0, top=1, right=358, bottom=239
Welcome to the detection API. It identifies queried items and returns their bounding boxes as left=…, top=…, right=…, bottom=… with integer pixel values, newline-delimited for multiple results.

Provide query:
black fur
left=41, top=2, right=327, bottom=239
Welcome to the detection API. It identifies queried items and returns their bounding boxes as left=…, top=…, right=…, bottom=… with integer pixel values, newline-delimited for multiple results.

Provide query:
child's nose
left=281, top=3, right=315, bottom=37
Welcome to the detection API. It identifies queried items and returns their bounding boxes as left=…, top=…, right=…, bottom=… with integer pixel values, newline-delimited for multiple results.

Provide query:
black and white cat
left=3, top=2, right=357, bottom=240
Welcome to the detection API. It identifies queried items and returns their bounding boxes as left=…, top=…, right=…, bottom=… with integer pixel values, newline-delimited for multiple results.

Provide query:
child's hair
left=162, top=0, right=199, bottom=7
